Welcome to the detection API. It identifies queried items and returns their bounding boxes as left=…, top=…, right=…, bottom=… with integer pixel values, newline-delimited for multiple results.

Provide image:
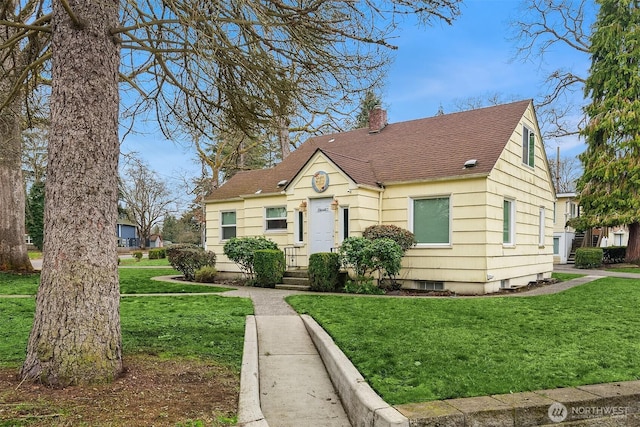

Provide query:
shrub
left=363, top=224, right=416, bottom=252
left=343, top=278, right=385, bottom=295
left=194, top=266, right=218, bottom=283
left=223, top=237, right=279, bottom=279
left=148, top=248, right=166, bottom=259
left=253, top=249, right=285, bottom=288
left=603, top=246, right=626, bottom=264
left=309, top=252, right=341, bottom=292
left=167, top=244, right=216, bottom=281
left=132, top=251, right=143, bottom=261
left=575, top=248, right=603, bottom=269
left=338, top=237, right=370, bottom=277
left=362, top=238, right=403, bottom=282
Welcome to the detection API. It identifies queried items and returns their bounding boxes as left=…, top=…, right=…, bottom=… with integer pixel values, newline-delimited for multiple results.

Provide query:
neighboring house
left=148, top=234, right=163, bottom=248
left=205, top=100, right=556, bottom=294
left=117, top=215, right=139, bottom=248
left=553, top=192, right=629, bottom=264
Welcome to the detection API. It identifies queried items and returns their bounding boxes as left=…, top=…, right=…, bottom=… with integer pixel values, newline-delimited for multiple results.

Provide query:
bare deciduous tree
left=2, top=0, right=462, bottom=386
left=120, top=157, right=175, bottom=249
left=511, top=0, right=596, bottom=140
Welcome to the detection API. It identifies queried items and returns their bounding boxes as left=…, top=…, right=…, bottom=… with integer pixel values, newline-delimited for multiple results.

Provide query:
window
left=294, top=209, right=304, bottom=244
left=522, top=126, right=535, bottom=167
left=553, top=237, right=560, bottom=255
left=265, top=206, right=287, bottom=231
left=503, top=199, right=515, bottom=245
left=220, top=211, right=236, bottom=240
left=339, top=206, right=349, bottom=242
left=417, top=281, right=444, bottom=291
left=412, top=197, right=450, bottom=245
left=539, top=207, right=546, bottom=246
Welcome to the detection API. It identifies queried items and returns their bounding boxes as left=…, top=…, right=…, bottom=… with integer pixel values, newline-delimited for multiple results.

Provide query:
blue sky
left=121, top=0, right=593, bottom=204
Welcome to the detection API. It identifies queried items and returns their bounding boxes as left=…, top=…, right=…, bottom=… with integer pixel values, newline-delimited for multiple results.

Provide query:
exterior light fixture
left=299, top=201, right=307, bottom=212
left=330, top=199, right=339, bottom=210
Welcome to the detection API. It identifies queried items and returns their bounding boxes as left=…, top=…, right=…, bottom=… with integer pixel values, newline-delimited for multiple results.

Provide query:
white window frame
left=339, top=206, right=350, bottom=242
left=265, top=206, right=287, bottom=232
left=539, top=206, right=546, bottom=247
left=220, top=210, right=237, bottom=241
left=503, top=199, right=515, bottom=246
left=409, top=195, right=452, bottom=247
left=522, top=125, right=535, bottom=168
left=294, top=209, right=304, bottom=245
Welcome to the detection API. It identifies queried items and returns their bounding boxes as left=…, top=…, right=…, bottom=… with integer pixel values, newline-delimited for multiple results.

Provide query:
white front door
left=309, top=198, right=335, bottom=254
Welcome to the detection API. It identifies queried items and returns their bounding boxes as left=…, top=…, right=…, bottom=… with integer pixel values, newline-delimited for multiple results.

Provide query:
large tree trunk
left=20, top=0, right=122, bottom=386
left=626, top=222, right=640, bottom=264
left=0, top=3, right=33, bottom=274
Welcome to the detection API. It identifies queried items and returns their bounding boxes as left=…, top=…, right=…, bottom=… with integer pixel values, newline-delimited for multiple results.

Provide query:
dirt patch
left=0, top=355, right=238, bottom=426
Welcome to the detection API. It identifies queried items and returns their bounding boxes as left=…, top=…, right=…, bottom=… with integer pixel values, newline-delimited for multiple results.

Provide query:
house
left=205, top=100, right=556, bottom=294
left=116, top=214, right=139, bottom=249
left=554, top=192, right=629, bottom=264
left=148, top=234, right=163, bottom=248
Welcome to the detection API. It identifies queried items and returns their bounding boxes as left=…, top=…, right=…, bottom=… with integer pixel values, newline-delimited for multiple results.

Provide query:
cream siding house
left=205, top=100, right=555, bottom=294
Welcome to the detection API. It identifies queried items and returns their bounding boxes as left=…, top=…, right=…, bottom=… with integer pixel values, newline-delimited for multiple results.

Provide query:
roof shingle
left=207, top=100, right=532, bottom=200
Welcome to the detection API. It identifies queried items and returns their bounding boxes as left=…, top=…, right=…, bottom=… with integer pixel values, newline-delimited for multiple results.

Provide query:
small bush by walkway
left=287, top=277, right=640, bottom=405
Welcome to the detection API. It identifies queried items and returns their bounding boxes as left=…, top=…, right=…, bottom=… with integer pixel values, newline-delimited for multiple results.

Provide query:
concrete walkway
left=224, top=287, right=351, bottom=427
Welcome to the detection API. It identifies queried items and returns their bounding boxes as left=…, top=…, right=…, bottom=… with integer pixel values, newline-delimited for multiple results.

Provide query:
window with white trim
left=522, top=126, right=535, bottom=167
left=539, top=207, right=546, bottom=246
left=294, top=209, right=304, bottom=244
left=220, top=211, right=236, bottom=240
left=412, top=196, right=450, bottom=245
left=265, top=206, right=287, bottom=231
left=503, top=199, right=515, bottom=245
left=339, top=206, right=349, bottom=242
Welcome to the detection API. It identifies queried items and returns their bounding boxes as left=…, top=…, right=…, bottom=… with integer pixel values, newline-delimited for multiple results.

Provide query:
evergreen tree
left=353, top=91, right=382, bottom=129
left=25, top=181, right=45, bottom=251
left=576, top=0, right=640, bottom=262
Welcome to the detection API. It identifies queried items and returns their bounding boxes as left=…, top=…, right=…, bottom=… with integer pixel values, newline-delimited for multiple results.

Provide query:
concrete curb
left=301, top=314, right=409, bottom=427
left=237, top=316, right=269, bottom=427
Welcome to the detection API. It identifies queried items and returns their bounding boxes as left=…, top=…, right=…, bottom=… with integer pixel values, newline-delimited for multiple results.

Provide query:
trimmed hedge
left=194, top=266, right=218, bottom=283
left=575, top=247, right=603, bottom=269
left=166, top=244, right=216, bottom=281
left=132, top=251, right=143, bottom=261
left=223, top=237, right=279, bottom=278
left=148, top=248, right=167, bottom=259
left=309, top=252, right=341, bottom=292
left=253, top=249, right=285, bottom=288
left=603, top=246, right=626, bottom=264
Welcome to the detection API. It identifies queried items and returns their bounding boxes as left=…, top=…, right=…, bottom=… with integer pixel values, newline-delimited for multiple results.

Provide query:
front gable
left=285, top=149, right=358, bottom=196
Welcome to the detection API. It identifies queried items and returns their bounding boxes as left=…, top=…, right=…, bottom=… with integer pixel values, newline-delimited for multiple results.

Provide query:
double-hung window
left=522, top=126, right=535, bottom=167
left=220, top=211, right=237, bottom=240
left=265, top=206, right=287, bottom=231
left=412, top=196, right=450, bottom=245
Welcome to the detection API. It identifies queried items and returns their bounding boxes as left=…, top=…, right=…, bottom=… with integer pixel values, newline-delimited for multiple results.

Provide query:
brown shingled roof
left=206, top=100, right=532, bottom=201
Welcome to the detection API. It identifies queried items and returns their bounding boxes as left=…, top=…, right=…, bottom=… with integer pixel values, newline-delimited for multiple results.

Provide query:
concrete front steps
left=275, top=270, right=310, bottom=291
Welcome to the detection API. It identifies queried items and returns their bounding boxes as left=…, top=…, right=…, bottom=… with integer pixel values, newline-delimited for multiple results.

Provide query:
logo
left=548, top=402, right=568, bottom=423
left=311, top=171, right=330, bottom=193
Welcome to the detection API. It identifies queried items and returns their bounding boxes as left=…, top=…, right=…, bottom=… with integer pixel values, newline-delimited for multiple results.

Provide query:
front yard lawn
left=287, top=277, right=640, bottom=405
left=0, top=268, right=232, bottom=295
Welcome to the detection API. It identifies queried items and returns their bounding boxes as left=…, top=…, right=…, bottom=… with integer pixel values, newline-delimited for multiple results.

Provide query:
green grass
left=287, top=277, right=640, bottom=405
left=0, top=295, right=253, bottom=370
left=0, top=269, right=232, bottom=295
left=27, top=251, right=42, bottom=260
left=552, top=272, right=584, bottom=281
left=119, top=257, right=172, bottom=266
left=605, top=267, right=640, bottom=274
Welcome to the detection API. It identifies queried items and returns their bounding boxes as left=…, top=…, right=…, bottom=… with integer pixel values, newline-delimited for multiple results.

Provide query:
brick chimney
left=368, top=105, right=387, bottom=133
